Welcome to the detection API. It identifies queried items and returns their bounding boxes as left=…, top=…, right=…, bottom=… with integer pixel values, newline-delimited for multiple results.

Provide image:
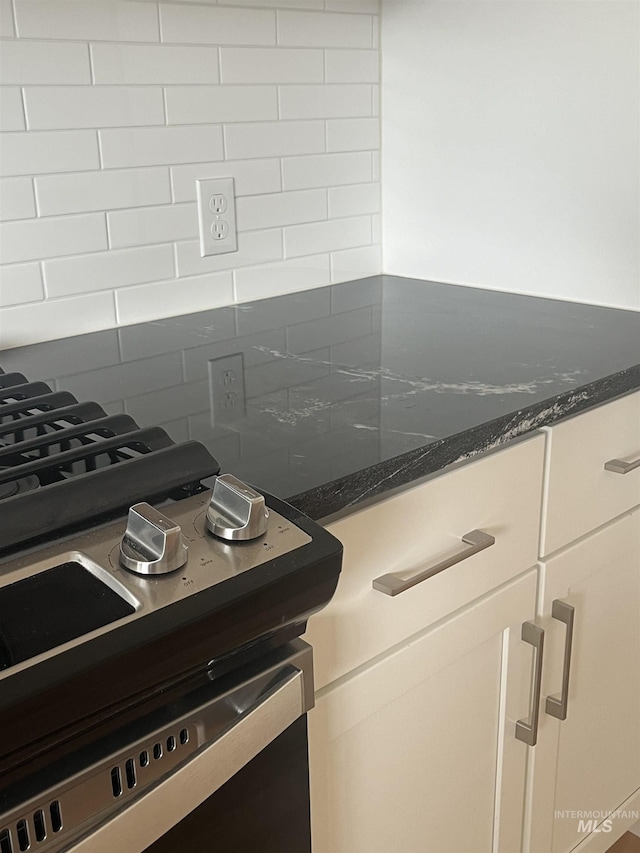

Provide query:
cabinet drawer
left=304, top=433, right=545, bottom=691
left=541, top=390, right=640, bottom=556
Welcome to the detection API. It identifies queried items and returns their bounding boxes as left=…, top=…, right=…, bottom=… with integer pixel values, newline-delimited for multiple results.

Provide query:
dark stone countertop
left=2, top=275, right=639, bottom=520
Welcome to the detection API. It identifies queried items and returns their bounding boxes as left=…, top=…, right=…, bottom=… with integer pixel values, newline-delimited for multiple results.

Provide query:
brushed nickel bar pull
left=515, top=622, right=545, bottom=746
left=604, top=456, right=640, bottom=474
left=372, top=529, right=495, bottom=597
left=545, top=600, right=575, bottom=721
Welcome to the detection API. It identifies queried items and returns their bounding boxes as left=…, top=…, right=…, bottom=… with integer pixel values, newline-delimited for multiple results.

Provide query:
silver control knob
left=120, top=503, right=187, bottom=575
left=206, top=474, right=269, bottom=541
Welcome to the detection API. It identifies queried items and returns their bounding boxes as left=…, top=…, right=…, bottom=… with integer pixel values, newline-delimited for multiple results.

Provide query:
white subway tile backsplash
left=116, top=271, right=234, bottom=326
left=0, top=177, right=36, bottom=221
left=44, top=244, right=175, bottom=297
left=326, top=117, right=379, bottom=151
left=0, top=88, right=26, bottom=131
left=236, top=189, right=326, bottom=231
left=171, top=159, right=281, bottom=202
left=0, top=130, right=99, bottom=176
left=166, top=86, right=277, bottom=125
left=328, top=182, right=380, bottom=218
left=108, top=203, right=197, bottom=249
left=220, top=47, right=322, bottom=84
left=0, top=0, right=15, bottom=37
left=284, top=214, right=371, bottom=258
left=234, top=255, right=330, bottom=302
left=24, top=87, right=165, bottom=131
left=160, top=4, right=276, bottom=46
left=176, top=228, right=282, bottom=277
left=0, top=262, right=43, bottom=307
left=13, top=1, right=159, bottom=42
left=279, top=84, right=371, bottom=119
left=91, top=44, right=220, bottom=85
left=330, top=244, right=381, bottom=281
left=100, top=126, right=223, bottom=168
left=0, top=41, right=91, bottom=86
left=35, top=168, right=171, bottom=216
left=282, top=151, right=372, bottom=189
left=2, top=1, right=380, bottom=345
left=225, top=120, right=324, bottom=159
left=277, top=10, right=372, bottom=48
left=325, top=49, right=378, bottom=83
left=0, top=292, right=116, bottom=349
left=0, top=213, right=107, bottom=264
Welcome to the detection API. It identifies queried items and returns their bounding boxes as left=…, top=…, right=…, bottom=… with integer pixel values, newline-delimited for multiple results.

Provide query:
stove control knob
left=120, top=503, right=187, bottom=575
left=206, top=474, right=269, bottom=542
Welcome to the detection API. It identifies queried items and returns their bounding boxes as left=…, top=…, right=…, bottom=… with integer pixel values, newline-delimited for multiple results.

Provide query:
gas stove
left=0, top=366, right=342, bottom=851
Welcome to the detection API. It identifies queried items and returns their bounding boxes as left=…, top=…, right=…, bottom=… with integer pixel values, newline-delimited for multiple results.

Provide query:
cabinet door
left=309, top=571, right=538, bottom=853
left=527, top=509, right=640, bottom=853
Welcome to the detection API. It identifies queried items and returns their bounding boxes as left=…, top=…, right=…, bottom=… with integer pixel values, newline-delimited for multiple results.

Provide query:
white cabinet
left=527, top=509, right=640, bottom=853
left=306, top=390, right=640, bottom=853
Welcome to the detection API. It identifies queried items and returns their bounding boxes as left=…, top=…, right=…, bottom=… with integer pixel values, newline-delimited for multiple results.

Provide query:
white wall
left=381, top=0, right=640, bottom=310
left=0, top=0, right=381, bottom=349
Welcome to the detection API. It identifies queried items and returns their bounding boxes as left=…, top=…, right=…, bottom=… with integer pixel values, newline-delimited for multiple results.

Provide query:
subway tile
left=371, top=211, right=381, bottom=243
left=220, top=0, right=323, bottom=7
left=0, top=177, right=36, bottom=221
left=0, top=88, right=25, bottom=131
left=100, top=126, right=223, bottom=169
left=44, top=244, right=175, bottom=297
left=277, top=10, right=371, bottom=48
left=236, top=189, right=326, bottom=232
left=284, top=214, right=371, bottom=258
left=331, top=245, right=381, bottom=282
left=325, top=49, right=378, bottom=82
left=0, top=213, right=107, bottom=264
left=108, top=202, right=197, bottom=249
left=220, top=47, right=322, bottom=84
left=0, top=262, right=43, bottom=307
left=372, top=148, right=380, bottom=181
left=59, top=352, right=183, bottom=404
left=176, top=228, right=282, bottom=277
left=325, top=0, right=380, bottom=13
left=286, top=305, right=372, bottom=353
left=0, top=41, right=91, bottom=85
left=91, top=44, right=219, bottom=85
left=171, top=159, right=281, bottom=202
left=236, top=286, right=330, bottom=335
left=224, top=120, right=324, bottom=160
left=328, top=182, right=380, bottom=218
left=279, top=84, right=371, bottom=119
left=326, top=117, right=379, bottom=151
left=166, top=86, right=277, bottom=125
left=372, top=83, right=379, bottom=116
left=0, top=292, right=116, bottom=349
left=282, top=151, right=371, bottom=190
left=13, top=1, right=159, bottom=42
left=24, top=87, right=164, bottom=130
left=0, top=326, right=121, bottom=375
left=118, top=305, right=236, bottom=361
left=0, top=0, right=15, bottom=36
left=159, top=4, right=275, bottom=45
left=35, top=167, right=171, bottom=216
left=372, top=13, right=379, bottom=47
left=234, top=255, right=330, bottom=303
left=0, top=130, right=99, bottom=176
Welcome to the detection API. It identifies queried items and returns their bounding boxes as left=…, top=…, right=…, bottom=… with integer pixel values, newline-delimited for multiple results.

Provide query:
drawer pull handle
left=545, top=600, right=575, bottom=721
left=604, top=456, right=640, bottom=474
left=515, top=622, right=545, bottom=746
left=372, top=529, right=495, bottom=597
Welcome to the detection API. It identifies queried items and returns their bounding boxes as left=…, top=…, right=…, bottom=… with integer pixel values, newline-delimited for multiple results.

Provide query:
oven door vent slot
left=0, top=801, right=62, bottom=853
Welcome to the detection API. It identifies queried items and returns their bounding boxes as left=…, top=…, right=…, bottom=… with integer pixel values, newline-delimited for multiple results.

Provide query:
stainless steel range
left=0, top=368, right=342, bottom=853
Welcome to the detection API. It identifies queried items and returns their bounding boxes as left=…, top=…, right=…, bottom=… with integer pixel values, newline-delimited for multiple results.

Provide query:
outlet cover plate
left=196, top=177, right=237, bottom=257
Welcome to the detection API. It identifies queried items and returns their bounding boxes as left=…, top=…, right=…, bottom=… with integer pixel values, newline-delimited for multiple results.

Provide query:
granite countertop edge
left=288, top=364, right=640, bottom=522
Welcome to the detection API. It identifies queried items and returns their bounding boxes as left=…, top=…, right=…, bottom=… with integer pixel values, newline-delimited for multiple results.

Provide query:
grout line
left=87, top=43, right=95, bottom=85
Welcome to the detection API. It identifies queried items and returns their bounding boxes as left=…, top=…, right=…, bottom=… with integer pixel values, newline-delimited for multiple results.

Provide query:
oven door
left=0, top=641, right=314, bottom=853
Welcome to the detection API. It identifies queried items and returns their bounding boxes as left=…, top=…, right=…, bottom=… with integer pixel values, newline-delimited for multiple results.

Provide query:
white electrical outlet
left=196, top=177, right=237, bottom=257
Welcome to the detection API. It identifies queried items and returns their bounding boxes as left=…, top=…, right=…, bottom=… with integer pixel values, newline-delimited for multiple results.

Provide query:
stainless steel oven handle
left=67, top=666, right=305, bottom=853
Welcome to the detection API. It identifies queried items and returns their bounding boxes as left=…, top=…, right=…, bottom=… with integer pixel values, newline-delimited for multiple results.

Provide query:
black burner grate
left=0, top=370, right=219, bottom=553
